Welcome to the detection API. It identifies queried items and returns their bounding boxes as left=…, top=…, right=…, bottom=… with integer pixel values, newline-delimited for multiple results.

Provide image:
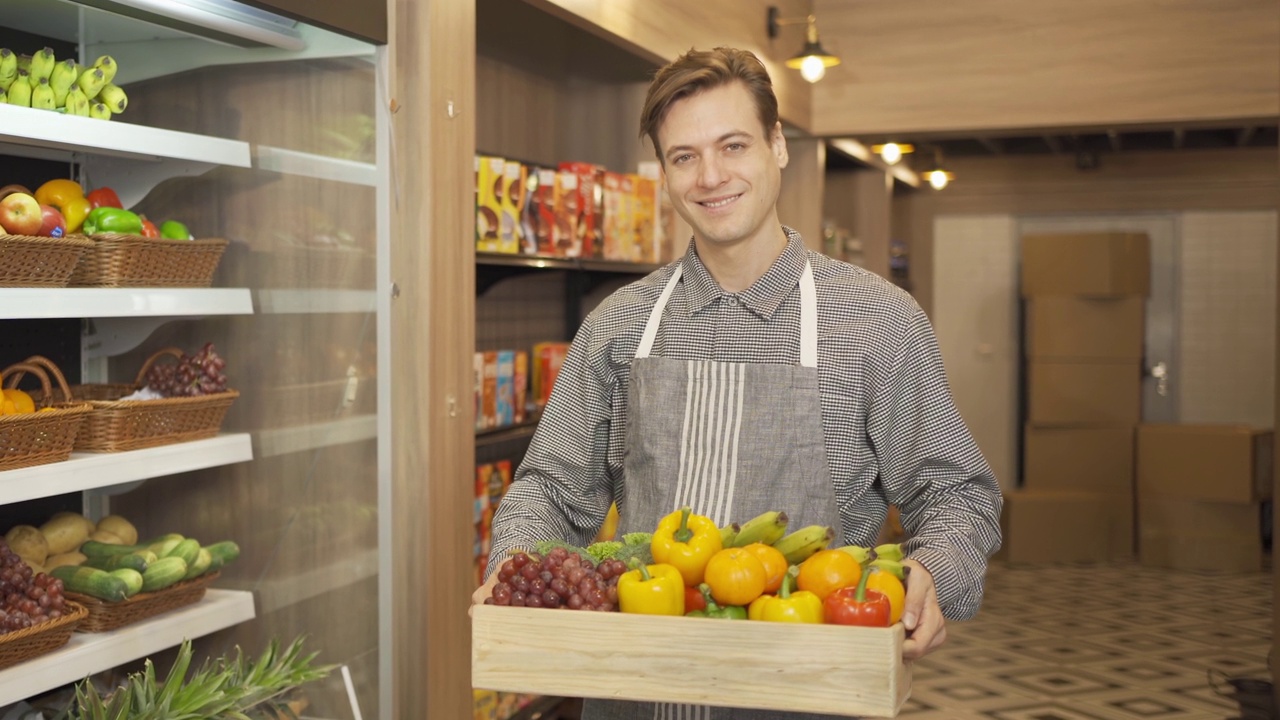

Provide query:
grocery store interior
left=0, top=0, right=1275, bottom=719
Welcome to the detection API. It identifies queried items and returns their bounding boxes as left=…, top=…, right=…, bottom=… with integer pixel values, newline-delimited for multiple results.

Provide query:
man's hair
left=640, top=47, right=780, bottom=162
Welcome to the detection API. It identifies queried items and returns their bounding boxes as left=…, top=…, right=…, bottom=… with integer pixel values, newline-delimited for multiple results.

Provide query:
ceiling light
left=767, top=7, right=841, bottom=84
left=926, top=170, right=953, bottom=190
left=871, top=143, right=914, bottom=165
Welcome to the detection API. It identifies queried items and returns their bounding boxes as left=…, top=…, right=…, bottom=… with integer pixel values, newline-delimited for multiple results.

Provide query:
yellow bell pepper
left=617, top=562, right=685, bottom=616
left=650, top=506, right=723, bottom=586
left=750, top=566, right=823, bottom=624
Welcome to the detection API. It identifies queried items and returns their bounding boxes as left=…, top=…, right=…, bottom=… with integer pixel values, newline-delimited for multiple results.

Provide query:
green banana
left=771, top=524, right=834, bottom=565
left=0, top=49, right=16, bottom=90
left=27, top=47, right=55, bottom=85
left=718, top=522, right=740, bottom=548
left=869, top=558, right=906, bottom=580
left=65, top=85, right=90, bottom=116
left=874, top=543, right=904, bottom=562
left=16, top=55, right=31, bottom=74
left=89, top=101, right=112, bottom=121
left=97, top=83, right=127, bottom=113
left=31, top=77, right=55, bottom=110
left=732, top=510, right=789, bottom=547
left=6, top=71, right=31, bottom=107
left=50, top=59, right=76, bottom=105
left=835, top=544, right=872, bottom=564
left=93, top=55, right=118, bottom=84
left=77, top=67, right=105, bottom=100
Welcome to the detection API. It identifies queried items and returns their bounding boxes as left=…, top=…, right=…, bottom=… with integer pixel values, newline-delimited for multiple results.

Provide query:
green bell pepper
left=82, top=207, right=143, bottom=236
left=685, top=583, right=747, bottom=620
left=160, top=220, right=192, bottom=240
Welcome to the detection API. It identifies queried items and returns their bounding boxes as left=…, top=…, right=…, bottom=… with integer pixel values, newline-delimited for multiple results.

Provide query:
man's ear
left=772, top=121, right=789, bottom=170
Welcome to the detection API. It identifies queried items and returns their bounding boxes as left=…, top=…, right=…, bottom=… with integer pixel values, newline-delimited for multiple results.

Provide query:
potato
left=5, top=525, right=48, bottom=566
left=50, top=511, right=95, bottom=535
left=90, top=529, right=126, bottom=544
left=95, top=515, right=138, bottom=546
left=45, top=551, right=87, bottom=570
left=40, top=515, right=90, bottom=555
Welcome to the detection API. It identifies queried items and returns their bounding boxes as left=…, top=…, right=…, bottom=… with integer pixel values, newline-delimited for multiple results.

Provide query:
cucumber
left=149, top=538, right=184, bottom=559
left=183, top=548, right=213, bottom=580
left=109, top=568, right=144, bottom=597
left=79, top=540, right=145, bottom=559
left=50, top=565, right=128, bottom=602
left=204, top=541, right=240, bottom=567
left=167, top=538, right=200, bottom=566
left=86, top=551, right=152, bottom=573
left=141, top=532, right=184, bottom=547
left=141, top=556, right=187, bottom=592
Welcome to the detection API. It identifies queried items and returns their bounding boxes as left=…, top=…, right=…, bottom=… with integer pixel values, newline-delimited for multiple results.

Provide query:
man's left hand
left=900, top=559, right=946, bottom=661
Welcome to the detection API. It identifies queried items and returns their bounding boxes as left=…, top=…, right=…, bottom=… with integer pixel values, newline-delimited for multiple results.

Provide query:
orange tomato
left=703, top=547, right=766, bottom=607
left=865, top=568, right=905, bottom=625
left=796, top=549, right=862, bottom=601
left=742, top=542, right=788, bottom=593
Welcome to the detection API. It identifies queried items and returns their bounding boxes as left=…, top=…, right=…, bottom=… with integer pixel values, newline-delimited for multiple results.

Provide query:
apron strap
left=635, top=260, right=818, bottom=368
left=636, top=265, right=682, bottom=359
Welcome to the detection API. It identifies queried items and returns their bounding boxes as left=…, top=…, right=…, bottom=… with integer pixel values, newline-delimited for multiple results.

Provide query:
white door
left=1017, top=214, right=1179, bottom=423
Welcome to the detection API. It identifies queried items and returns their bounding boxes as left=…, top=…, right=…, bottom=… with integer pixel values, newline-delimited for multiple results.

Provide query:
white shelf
left=254, top=415, right=378, bottom=457
left=0, top=104, right=251, bottom=167
left=0, top=288, right=253, bottom=319
left=255, top=289, right=376, bottom=315
left=228, top=548, right=378, bottom=614
left=0, top=589, right=255, bottom=707
left=0, top=435, right=253, bottom=505
left=253, top=146, right=377, bottom=186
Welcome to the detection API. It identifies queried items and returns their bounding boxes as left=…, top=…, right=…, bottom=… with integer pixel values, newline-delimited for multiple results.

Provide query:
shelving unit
left=0, top=288, right=254, bottom=319
left=253, top=146, right=378, bottom=187
left=254, top=415, right=378, bottom=458
left=230, top=548, right=378, bottom=615
left=255, top=289, right=377, bottom=315
left=0, top=435, right=253, bottom=504
left=0, top=590, right=255, bottom=707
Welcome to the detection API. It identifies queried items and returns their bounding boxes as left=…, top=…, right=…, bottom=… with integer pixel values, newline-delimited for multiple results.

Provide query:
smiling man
left=478, top=47, right=1003, bottom=720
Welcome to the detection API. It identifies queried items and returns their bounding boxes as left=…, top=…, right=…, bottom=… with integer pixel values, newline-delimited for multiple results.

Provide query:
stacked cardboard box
left=1136, top=424, right=1273, bottom=572
left=1002, top=233, right=1149, bottom=563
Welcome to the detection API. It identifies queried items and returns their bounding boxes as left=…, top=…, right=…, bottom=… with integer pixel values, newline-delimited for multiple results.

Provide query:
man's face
left=657, top=82, right=788, bottom=251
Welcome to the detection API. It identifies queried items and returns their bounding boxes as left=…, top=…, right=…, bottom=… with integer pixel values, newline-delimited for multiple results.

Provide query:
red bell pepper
left=86, top=187, right=123, bottom=209
left=139, top=216, right=160, bottom=238
left=823, top=562, right=891, bottom=627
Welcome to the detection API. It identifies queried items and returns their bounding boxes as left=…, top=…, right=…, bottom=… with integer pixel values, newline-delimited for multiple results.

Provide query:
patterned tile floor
left=903, top=561, right=1274, bottom=720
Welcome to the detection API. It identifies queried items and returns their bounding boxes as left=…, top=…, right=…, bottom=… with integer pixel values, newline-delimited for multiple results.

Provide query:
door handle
left=1148, top=361, right=1169, bottom=397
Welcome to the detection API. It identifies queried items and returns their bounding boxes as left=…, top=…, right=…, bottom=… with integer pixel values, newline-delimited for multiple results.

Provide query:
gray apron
left=586, top=261, right=850, bottom=720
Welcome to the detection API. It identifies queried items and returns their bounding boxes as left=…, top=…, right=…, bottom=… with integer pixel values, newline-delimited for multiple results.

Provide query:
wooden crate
left=472, top=606, right=910, bottom=717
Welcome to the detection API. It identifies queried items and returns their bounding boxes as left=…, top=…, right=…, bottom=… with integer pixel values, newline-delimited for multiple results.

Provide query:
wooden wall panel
left=777, top=138, right=826, bottom=251
left=900, top=147, right=1280, bottom=314
left=529, top=0, right=815, bottom=130
left=812, top=0, right=1280, bottom=136
left=389, top=0, right=475, bottom=719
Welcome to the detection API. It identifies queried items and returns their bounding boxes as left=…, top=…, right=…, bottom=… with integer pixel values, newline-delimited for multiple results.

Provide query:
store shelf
left=0, top=589, right=255, bottom=707
left=0, top=104, right=251, bottom=168
left=232, top=548, right=379, bottom=614
left=0, top=288, right=254, bottom=319
left=477, top=253, right=662, bottom=274
left=476, top=420, right=539, bottom=447
left=255, top=289, right=377, bottom=315
left=254, top=415, right=378, bottom=457
left=0, top=434, right=253, bottom=505
left=253, top=146, right=378, bottom=186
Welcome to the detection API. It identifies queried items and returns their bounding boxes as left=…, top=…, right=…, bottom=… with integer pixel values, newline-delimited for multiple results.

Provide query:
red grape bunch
left=145, top=343, right=229, bottom=398
left=485, top=547, right=626, bottom=611
left=0, top=541, right=66, bottom=634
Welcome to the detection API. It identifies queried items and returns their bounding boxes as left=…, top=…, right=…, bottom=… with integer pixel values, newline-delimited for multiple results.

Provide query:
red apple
left=0, top=192, right=41, bottom=236
left=37, top=204, right=66, bottom=238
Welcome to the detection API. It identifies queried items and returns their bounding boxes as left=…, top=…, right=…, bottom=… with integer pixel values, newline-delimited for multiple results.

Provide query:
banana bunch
left=835, top=542, right=908, bottom=579
left=720, top=510, right=836, bottom=566
left=0, top=48, right=128, bottom=121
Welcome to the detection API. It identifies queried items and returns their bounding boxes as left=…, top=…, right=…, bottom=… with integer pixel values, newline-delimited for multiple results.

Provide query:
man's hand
left=469, top=570, right=500, bottom=617
left=900, top=559, right=946, bottom=661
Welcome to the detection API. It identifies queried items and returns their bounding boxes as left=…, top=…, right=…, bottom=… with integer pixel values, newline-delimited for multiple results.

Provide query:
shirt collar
left=677, top=226, right=808, bottom=320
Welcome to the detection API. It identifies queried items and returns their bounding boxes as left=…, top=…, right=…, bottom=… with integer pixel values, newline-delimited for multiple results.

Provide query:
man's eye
left=673, top=154, right=693, bottom=164
left=726, top=143, right=744, bottom=152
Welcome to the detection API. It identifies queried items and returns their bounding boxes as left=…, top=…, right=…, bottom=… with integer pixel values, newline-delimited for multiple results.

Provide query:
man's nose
left=697, top=154, right=727, bottom=188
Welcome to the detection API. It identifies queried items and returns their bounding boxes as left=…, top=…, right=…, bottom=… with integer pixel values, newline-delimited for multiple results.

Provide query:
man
left=475, top=47, right=1002, bottom=719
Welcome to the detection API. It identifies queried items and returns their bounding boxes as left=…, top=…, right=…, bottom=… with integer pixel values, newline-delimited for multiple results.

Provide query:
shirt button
left=727, top=296, right=740, bottom=306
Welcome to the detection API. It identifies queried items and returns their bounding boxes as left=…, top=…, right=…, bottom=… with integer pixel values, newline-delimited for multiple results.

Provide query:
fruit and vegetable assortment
left=485, top=507, right=907, bottom=628
left=3, top=512, right=238, bottom=602
left=0, top=180, right=194, bottom=240
left=0, top=48, right=128, bottom=120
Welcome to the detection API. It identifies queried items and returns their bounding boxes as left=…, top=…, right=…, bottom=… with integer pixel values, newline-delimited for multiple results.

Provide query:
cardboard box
left=1137, top=424, right=1274, bottom=503
left=1027, top=361, right=1142, bottom=425
left=476, top=156, right=506, bottom=253
left=1023, top=425, right=1134, bottom=494
left=473, top=606, right=910, bottom=717
left=999, top=490, right=1131, bottom=563
left=1021, top=233, right=1150, bottom=297
left=1137, top=494, right=1263, bottom=572
left=1025, top=297, right=1145, bottom=360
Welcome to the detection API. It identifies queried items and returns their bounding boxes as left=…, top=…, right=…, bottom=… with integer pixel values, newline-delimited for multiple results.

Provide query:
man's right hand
left=471, top=570, right=500, bottom=608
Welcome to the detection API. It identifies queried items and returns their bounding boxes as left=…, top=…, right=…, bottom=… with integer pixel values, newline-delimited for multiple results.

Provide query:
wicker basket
left=0, top=601, right=88, bottom=670
left=69, top=233, right=229, bottom=287
left=67, top=572, right=219, bottom=633
left=0, top=234, right=95, bottom=287
left=23, top=351, right=238, bottom=453
left=0, top=361, right=93, bottom=472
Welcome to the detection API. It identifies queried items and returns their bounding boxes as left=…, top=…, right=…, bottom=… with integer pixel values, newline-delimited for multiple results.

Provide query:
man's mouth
left=698, top=194, right=742, bottom=209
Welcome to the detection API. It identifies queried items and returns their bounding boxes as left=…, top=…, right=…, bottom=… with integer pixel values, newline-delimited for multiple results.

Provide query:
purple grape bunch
left=145, top=343, right=229, bottom=397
